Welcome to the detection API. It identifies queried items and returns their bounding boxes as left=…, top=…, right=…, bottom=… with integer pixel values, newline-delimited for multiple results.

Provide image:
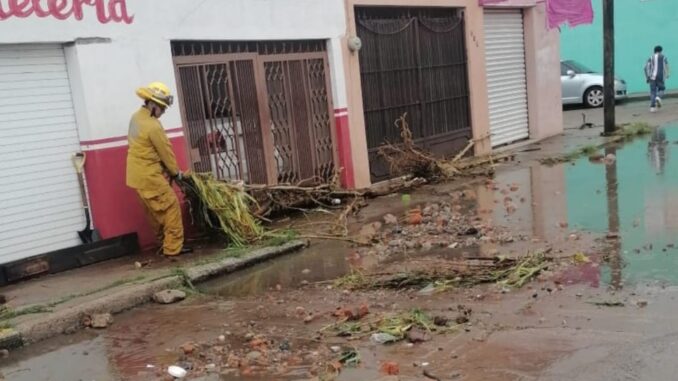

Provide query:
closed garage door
left=484, top=9, right=529, bottom=147
left=0, top=44, right=84, bottom=263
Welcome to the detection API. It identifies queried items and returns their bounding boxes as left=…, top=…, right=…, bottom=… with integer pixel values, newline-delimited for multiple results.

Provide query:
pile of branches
left=335, top=252, right=550, bottom=291
left=177, top=173, right=264, bottom=246
left=377, top=113, right=511, bottom=180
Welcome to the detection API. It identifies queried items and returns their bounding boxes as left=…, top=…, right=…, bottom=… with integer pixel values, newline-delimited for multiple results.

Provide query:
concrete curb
left=0, top=240, right=308, bottom=350
left=625, top=90, right=678, bottom=102
left=185, top=240, right=309, bottom=283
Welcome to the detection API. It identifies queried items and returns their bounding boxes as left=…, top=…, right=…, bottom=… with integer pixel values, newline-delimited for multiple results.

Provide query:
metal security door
left=484, top=9, right=529, bottom=147
left=356, top=7, right=472, bottom=182
left=172, top=41, right=337, bottom=185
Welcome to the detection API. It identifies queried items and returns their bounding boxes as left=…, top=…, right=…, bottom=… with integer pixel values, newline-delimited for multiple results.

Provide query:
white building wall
left=0, top=0, right=349, bottom=141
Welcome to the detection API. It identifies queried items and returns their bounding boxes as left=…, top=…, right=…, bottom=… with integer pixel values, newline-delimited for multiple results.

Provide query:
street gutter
left=0, top=240, right=307, bottom=349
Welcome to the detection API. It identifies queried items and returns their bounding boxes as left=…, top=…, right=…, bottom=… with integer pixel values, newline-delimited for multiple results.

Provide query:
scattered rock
left=380, top=361, right=400, bottom=375
left=383, top=214, right=399, bottom=225
left=433, top=316, right=450, bottom=326
left=330, top=345, right=342, bottom=353
left=455, top=315, right=470, bottom=324
left=606, top=232, right=620, bottom=239
left=301, top=269, right=311, bottom=274
left=88, top=313, right=113, bottom=329
left=406, top=327, right=431, bottom=343
left=636, top=300, right=648, bottom=308
left=246, top=351, right=262, bottom=362
left=303, top=314, right=315, bottom=324
left=153, top=289, right=187, bottom=304
left=409, top=209, right=423, bottom=225
left=217, top=335, right=226, bottom=343
left=463, top=227, right=479, bottom=236
left=279, top=340, right=291, bottom=351
left=226, top=354, right=242, bottom=368
left=181, top=342, right=196, bottom=355
left=358, top=222, right=383, bottom=243
left=388, top=239, right=402, bottom=247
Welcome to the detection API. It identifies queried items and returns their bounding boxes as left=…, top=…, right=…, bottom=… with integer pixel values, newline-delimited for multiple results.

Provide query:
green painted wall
left=560, top=0, right=678, bottom=95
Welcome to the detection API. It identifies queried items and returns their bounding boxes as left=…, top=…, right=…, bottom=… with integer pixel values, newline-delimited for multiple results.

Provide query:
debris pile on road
left=353, top=197, right=523, bottom=256
left=334, top=252, right=550, bottom=291
left=322, top=308, right=460, bottom=344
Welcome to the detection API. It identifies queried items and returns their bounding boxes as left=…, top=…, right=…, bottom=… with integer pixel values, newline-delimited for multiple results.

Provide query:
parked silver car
left=561, top=60, right=628, bottom=107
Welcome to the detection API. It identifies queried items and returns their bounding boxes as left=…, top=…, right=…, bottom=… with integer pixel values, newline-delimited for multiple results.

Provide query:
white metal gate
left=0, top=44, right=84, bottom=263
left=484, top=9, right=529, bottom=147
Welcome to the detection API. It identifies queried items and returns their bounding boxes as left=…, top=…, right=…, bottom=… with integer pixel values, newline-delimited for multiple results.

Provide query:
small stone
left=448, top=242, right=459, bottom=249
left=90, top=313, right=113, bottom=329
left=153, top=289, right=187, bottom=304
left=304, top=314, right=315, bottom=324
left=301, top=269, right=311, bottom=274
left=244, top=333, right=255, bottom=340
left=422, top=242, right=433, bottom=251
left=181, top=342, right=196, bottom=355
left=383, top=214, right=399, bottom=225
left=388, top=239, right=402, bottom=247
left=279, top=340, right=291, bottom=351
left=330, top=345, right=341, bottom=353
left=226, top=354, right=242, bottom=368
left=576, top=293, right=583, bottom=298
left=295, top=307, right=306, bottom=316
left=275, top=284, right=282, bottom=291
left=300, top=280, right=309, bottom=286
left=433, top=316, right=450, bottom=326
left=0, top=349, right=8, bottom=358
left=246, top=351, right=262, bottom=362
left=406, top=327, right=431, bottom=343
left=636, top=300, right=648, bottom=308
left=218, top=335, right=226, bottom=343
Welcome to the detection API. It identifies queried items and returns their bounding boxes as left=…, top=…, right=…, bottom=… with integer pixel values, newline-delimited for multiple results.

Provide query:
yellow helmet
left=136, top=81, right=174, bottom=108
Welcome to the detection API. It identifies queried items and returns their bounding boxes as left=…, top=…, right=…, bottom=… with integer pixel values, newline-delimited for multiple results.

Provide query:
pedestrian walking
left=126, top=82, right=193, bottom=256
left=644, top=45, right=670, bottom=112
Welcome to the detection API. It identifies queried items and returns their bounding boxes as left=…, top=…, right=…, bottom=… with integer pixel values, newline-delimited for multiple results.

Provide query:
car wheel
left=584, top=86, right=604, bottom=108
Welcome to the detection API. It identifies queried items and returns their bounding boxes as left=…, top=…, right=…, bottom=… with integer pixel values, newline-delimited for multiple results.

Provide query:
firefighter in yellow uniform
left=126, top=82, right=192, bottom=256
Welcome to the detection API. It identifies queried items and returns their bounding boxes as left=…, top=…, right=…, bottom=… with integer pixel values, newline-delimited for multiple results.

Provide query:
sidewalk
left=0, top=98, right=671, bottom=351
left=0, top=240, right=307, bottom=348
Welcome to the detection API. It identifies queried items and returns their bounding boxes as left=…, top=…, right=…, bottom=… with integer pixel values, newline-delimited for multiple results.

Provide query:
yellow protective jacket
left=126, top=107, right=179, bottom=196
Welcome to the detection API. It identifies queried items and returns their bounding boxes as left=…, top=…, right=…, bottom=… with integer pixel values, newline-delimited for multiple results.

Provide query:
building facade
left=560, top=0, right=678, bottom=95
left=0, top=0, right=563, bottom=263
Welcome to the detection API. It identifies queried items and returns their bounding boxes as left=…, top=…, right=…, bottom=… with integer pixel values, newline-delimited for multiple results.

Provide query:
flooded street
left=5, top=125, right=678, bottom=380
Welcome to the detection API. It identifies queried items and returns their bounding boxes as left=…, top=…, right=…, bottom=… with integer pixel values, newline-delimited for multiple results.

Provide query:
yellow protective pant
left=136, top=189, right=184, bottom=256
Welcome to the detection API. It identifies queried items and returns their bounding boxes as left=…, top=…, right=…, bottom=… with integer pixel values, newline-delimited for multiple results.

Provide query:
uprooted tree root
left=377, top=113, right=513, bottom=180
left=334, top=252, right=550, bottom=291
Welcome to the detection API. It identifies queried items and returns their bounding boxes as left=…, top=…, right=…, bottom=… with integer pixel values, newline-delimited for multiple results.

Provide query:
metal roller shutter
left=484, top=9, right=529, bottom=147
left=0, top=44, right=84, bottom=263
